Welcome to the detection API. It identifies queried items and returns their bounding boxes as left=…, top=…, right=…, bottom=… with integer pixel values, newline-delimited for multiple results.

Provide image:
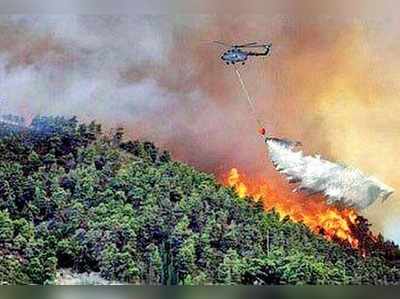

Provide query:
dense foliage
left=0, top=116, right=399, bottom=285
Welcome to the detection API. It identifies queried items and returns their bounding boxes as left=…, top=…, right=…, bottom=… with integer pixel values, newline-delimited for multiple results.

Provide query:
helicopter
left=214, top=41, right=272, bottom=65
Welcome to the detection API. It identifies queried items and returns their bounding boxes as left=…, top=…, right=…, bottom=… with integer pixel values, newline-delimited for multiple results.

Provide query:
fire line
left=223, top=168, right=360, bottom=248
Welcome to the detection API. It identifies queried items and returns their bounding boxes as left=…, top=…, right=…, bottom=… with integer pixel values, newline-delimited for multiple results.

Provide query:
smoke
left=266, top=138, right=394, bottom=210
left=0, top=11, right=399, bottom=241
left=0, top=15, right=195, bottom=128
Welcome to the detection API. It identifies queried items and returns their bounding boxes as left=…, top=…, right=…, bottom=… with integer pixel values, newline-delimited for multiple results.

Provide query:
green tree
left=217, top=249, right=242, bottom=284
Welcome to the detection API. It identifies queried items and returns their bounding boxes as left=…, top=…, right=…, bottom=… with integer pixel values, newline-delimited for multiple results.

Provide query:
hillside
left=0, top=116, right=399, bottom=285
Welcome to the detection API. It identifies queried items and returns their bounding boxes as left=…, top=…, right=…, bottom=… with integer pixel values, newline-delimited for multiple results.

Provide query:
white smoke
left=0, top=16, right=198, bottom=129
left=266, top=138, right=394, bottom=210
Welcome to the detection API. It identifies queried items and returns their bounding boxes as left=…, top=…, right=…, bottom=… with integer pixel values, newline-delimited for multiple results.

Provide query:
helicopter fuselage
left=221, top=48, right=249, bottom=64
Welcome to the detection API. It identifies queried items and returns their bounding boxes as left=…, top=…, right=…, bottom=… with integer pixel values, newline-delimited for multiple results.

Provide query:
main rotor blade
left=235, top=42, right=258, bottom=47
left=213, top=41, right=231, bottom=47
left=244, top=43, right=272, bottom=48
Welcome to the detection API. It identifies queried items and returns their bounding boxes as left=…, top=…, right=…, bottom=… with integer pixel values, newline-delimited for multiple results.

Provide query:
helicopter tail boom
left=247, top=43, right=272, bottom=56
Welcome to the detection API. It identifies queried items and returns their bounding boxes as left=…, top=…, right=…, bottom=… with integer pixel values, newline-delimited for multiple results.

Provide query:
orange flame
left=224, top=168, right=360, bottom=248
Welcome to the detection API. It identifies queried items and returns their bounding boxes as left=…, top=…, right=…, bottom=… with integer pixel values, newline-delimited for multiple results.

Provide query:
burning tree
left=224, top=167, right=400, bottom=259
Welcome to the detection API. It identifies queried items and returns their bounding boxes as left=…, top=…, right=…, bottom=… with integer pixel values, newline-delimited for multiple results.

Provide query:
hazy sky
left=0, top=11, right=399, bottom=242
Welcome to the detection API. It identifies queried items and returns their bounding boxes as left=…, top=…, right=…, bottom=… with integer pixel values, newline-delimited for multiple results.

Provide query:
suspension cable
left=233, top=65, right=265, bottom=134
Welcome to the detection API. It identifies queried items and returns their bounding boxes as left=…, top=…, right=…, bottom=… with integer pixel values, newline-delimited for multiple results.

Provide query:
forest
left=0, top=115, right=399, bottom=285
